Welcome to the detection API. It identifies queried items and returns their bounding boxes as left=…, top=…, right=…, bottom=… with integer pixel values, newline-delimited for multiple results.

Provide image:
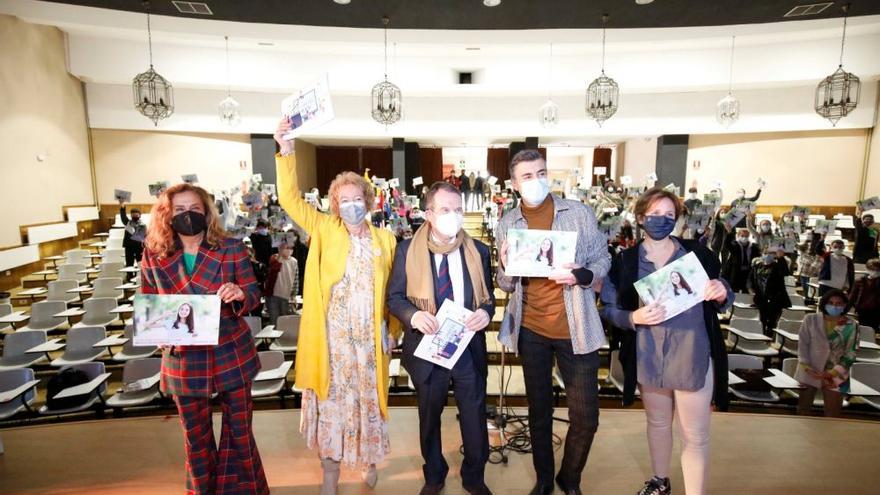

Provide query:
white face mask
left=518, top=178, right=550, bottom=206
left=833, top=248, right=844, bottom=256
left=433, top=212, right=463, bottom=238
left=338, top=200, right=367, bottom=226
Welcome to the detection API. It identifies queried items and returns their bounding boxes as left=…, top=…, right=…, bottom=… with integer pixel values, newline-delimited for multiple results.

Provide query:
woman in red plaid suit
left=140, top=183, right=269, bottom=495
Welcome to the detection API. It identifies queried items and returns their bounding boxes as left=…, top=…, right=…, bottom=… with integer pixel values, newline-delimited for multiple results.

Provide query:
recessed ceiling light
left=635, top=0, right=654, bottom=4
left=483, top=0, right=501, bottom=7
left=333, top=0, right=351, bottom=4
left=465, top=47, right=481, bottom=51
left=258, top=42, right=275, bottom=46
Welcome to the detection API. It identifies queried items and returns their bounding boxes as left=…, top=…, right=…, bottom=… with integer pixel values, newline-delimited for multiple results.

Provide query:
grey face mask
left=338, top=201, right=367, bottom=226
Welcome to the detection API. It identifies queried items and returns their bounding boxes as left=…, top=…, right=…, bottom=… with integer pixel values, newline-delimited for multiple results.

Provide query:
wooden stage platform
left=0, top=408, right=876, bottom=494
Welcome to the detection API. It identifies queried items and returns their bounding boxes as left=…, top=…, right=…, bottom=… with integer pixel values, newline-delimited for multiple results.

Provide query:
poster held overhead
left=281, top=74, right=335, bottom=140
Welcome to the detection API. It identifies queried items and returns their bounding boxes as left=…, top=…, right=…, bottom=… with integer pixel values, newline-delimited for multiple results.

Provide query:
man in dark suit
left=387, top=181, right=496, bottom=495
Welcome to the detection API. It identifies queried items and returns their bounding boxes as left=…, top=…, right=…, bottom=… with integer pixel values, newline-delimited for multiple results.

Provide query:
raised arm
left=274, top=118, right=330, bottom=236
left=119, top=204, right=130, bottom=225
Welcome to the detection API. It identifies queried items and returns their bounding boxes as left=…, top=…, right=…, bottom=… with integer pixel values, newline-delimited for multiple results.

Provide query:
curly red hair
left=145, top=183, right=226, bottom=258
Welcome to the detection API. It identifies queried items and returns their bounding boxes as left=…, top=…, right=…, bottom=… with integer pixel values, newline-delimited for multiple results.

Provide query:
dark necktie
left=437, top=254, right=454, bottom=303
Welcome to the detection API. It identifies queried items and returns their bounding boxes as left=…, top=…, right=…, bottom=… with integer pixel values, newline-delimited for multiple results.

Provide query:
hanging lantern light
left=586, top=14, right=619, bottom=127
left=371, top=16, right=402, bottom=126
left=716, top=35, right=740, bottom=128
left=539, top=43, right=559, bottom=128
left=218, top=36, right=241, bottom=126
left=132, top=0, right=173, bottom=126
left=814, top=3, right=860, bottom=126
left=540, top=100, right=560, bottom=128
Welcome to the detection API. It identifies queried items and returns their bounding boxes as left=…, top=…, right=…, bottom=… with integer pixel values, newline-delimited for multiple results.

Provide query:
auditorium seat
left=56, top=263, right=88, bottom=284
left=90, top=277, right=124, bottom=301
left=850, top=363, right=880, bottom=411
left=0, top=331, right=49, bottom=370
left=63, top=249, right=91, bottom=266
left=728, top=354, right=779, bottom=403
left=45, top=280, right=79, bottom=305
left=732, top=306, right=760, bottom=320
left=727, top=318, right=779, bottom=358
left=19, top=301, right=68, bottom=332
left=269, top=315, right=299, bottom=353
left=0, top=303, right=13, bottom=333
left=50, top=326, right=107, bottom=366
left=252, top=351, right=293, bottom=401
left=38, top=362, right=109, bottom=416
left=73, top=297, right=121, bottom=328
left=113, top=325, right=157, bottom=362
left=0, top=368, right=39, bottom=419
left=244, top=316, right=262, bottom=338
left=106, top=358, right=162, bottom=409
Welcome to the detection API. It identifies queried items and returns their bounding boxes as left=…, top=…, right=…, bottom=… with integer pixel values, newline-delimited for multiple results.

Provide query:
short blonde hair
left=327, top=171, right=375, bottom=216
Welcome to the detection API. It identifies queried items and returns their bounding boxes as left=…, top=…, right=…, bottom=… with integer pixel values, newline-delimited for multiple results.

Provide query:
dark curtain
left=419, top=147, right=444, bottom=187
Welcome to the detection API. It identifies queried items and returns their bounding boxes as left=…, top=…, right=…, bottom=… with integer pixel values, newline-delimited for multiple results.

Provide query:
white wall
left=864, top=82, right=880, bottom=198
left=91, top=129, right=253, bottom=204
left=686, top=130, right=868, bottom=205
left=0, top=14, right=93, bottom=247
left=620, top=137, right=658, bottom=185
left=442, top=147, right=488, bottom=172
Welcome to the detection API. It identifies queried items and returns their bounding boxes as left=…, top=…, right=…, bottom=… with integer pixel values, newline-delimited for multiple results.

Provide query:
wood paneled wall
left=419, top=147, right=444, bottom=188
left=487, top=148, right=511, bottom=185
left=1, top=219, right=102, bottom=293
left=315, top=146, right=393, bottom=193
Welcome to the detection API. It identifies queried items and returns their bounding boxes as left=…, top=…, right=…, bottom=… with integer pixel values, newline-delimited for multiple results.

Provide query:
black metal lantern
left=586, top=15, right=619, bottom=127
left=815, top=4, right=860, bottom=126
left=132, top=1, right=173, bottom=126
left=371, top=17, right=402, bottom=126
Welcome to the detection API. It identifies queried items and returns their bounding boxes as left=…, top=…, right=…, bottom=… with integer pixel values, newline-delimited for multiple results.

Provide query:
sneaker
left=636, top=476, right=670, bottom=495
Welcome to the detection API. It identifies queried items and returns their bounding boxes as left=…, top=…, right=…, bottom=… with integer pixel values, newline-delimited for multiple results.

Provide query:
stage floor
left=0, top=407, right=876, bottom=494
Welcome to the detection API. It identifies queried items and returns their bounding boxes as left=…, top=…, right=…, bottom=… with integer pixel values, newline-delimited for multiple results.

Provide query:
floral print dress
left=301, top=234, right=390, bottom=467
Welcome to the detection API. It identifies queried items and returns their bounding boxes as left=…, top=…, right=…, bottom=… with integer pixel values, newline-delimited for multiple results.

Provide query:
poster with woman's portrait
left=133, top=294, right=221, bottom=346
left=505, top=229, right=578, bottom=278
left=633, top=252, right=709, bottom=322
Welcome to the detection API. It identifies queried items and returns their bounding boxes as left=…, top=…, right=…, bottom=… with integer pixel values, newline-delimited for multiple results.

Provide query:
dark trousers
left=757, top=304, right=783, bottom=335
left=174, top=387, right=269, bottom=495
left=731, top=267, right=750, bottom=293
left=124, top=244, right=143, bottom=267
left=412, top=348, right=489, bottom=488
left=518, top=326, right=600, bottom=489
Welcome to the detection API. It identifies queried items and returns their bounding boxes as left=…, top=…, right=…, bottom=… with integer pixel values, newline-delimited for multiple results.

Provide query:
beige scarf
left=405, top=223, right=491, bottom=315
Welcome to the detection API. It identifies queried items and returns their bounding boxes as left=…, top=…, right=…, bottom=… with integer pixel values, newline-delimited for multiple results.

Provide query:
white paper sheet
left=414, top=299, right=475, bottom=370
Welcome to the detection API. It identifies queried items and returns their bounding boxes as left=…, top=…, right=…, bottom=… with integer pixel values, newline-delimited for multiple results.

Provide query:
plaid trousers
left=174, top=387, right=269, bottom=495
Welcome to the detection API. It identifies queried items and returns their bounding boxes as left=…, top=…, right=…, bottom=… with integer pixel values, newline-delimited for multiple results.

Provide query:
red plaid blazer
left=139, top=237, right=261, bottom=397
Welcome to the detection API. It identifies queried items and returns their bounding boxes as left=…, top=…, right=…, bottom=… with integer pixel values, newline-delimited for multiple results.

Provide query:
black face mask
left=131, top=215, right=141, bottom=222
left=171, top=210, right=207, bottom=236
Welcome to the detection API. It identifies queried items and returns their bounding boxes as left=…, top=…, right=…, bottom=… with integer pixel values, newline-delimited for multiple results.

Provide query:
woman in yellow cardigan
left=274, top=119, right=399, bottom=494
